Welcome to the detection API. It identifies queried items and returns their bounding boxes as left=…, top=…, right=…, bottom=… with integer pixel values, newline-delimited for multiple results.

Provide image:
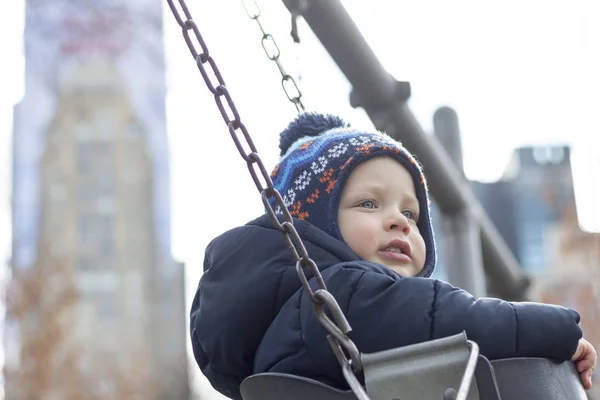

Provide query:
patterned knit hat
left=270, top=112, right=436, bottom=277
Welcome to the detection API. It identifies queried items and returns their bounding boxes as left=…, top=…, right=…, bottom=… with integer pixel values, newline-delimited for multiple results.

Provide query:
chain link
left=242, top=0, right=305, bottom=113
left=165, top=1, right=368, bottom=398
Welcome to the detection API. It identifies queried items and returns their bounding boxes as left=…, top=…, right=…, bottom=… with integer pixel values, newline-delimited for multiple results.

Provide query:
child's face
left=338, top=157, right=426, bottom=277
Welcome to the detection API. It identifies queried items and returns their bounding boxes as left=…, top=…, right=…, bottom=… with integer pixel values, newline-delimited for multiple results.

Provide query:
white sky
left=1, top=0, right=600, bottom=398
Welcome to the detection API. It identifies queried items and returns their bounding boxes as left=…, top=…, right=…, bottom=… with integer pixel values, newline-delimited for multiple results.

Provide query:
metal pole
left=283, top=0, right=529, bottom=299
left=433, top=107, right=486, bottom=298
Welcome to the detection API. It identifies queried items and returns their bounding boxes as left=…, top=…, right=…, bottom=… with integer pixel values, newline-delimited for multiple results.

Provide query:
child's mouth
left=378, top=249, right=412, bottom=264
left=379, top=239, right=412, bottom=263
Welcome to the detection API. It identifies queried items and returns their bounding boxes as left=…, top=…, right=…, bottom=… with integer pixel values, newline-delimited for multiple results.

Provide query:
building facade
left=6, top=1, right=189, bottom=398
left=473, top=145, right=599, bottom=395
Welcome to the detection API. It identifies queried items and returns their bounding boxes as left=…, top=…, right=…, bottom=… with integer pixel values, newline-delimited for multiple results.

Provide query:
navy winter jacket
left=190, top=214, right=582, bottom=399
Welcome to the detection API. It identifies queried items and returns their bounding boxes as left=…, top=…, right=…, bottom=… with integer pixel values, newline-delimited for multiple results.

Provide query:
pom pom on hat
left=278, top=112, right=350, bottom=156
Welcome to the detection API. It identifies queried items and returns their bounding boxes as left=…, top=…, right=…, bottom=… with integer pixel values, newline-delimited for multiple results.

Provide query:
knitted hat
left=270, top=112, right=436, bottom=277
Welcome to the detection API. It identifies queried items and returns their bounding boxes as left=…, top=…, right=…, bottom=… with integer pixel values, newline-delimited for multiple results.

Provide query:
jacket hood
left=190, top=214, right=360, bottom=398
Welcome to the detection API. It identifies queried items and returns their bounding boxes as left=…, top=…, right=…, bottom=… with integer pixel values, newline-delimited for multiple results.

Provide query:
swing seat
left=240, top=333, right=587, bottom=400
left=240, top=358, right=585, bottom=400
left=491, top=357, right=587, bottom=399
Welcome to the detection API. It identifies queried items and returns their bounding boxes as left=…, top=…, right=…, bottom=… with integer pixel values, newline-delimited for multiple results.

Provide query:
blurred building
left=473, top=145, right=599, bottom=395
left=5, top=0, right=189, bottom=399
left=472, top=146, right=575, bottom=274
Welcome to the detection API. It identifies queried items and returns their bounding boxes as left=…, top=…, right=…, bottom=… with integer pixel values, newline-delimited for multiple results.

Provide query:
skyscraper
left=6, top=1, right=188, bottom=398
left=473, top=146, right=576, bottom=274
left=474, top=145, right=599, bottom=395
left=508, top=146, right=575, bottom=273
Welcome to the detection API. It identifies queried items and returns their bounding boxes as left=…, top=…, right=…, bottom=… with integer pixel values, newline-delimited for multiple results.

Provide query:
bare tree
left=4, top=245, right=86, bottom=400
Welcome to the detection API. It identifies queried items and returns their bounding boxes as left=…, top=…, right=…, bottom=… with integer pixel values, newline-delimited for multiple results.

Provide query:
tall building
left=508, top=146, right=575, bottom=273
left=472, top=145, right=600, bottom=395
left=473, top=146, right=575, bottom=274
left=6, top=1, right=189, bottom=399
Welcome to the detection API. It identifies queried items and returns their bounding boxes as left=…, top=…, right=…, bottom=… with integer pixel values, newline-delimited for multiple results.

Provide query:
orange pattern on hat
left=320, top=168, right=334, bottom=183
left=356, top=143, right=375, bottom=154
left=299, top=141, right=313, bottom=150
left=290, top=201, right=309, bottom=220
left=382, top=146, right=400, bottom=154
left=270, top=164, right=280, bottom=177
left=326, top=179, right=337, bottom=194
left=306, top=189, right=320, bottom=204
left=340, top=156, right=354, bottom=170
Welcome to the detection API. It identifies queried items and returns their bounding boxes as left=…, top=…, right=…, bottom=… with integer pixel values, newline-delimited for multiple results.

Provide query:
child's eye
left=359, top=200, right=377, bottom=209
left=402, top=209, right=418, bottom=221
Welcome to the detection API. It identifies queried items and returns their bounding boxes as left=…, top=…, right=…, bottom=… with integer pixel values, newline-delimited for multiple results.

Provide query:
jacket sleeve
left=340, top=269, right=582, bottom=361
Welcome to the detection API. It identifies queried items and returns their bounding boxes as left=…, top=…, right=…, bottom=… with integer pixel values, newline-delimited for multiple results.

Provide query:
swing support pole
left=282, top=0, right=529, bottom=300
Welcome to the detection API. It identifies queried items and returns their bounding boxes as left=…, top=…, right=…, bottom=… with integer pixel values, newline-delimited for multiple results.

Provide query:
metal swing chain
left=164, top=1, right=369, bottom=399
left=242, top=0, right=306, bottom=113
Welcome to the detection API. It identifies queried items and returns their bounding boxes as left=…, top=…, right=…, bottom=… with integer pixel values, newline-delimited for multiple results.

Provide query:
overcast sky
left=1, top=1, right=599, bottom=398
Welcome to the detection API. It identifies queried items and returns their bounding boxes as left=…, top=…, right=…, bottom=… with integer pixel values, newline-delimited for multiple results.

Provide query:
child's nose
left=386, top=211, right=411, bottom=235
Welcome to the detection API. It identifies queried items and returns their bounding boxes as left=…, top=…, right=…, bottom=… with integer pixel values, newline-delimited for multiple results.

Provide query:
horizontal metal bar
left=283, top=0, right=529, bottom=299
